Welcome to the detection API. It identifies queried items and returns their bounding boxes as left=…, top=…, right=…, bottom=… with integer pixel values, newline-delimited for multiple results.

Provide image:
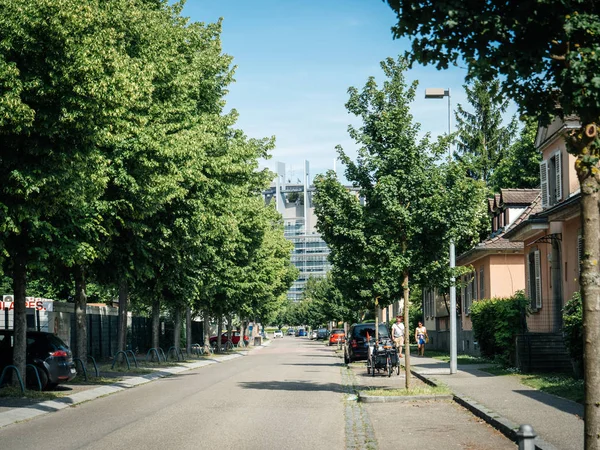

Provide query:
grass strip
left=363, top=385, right=451, bottom=397
left=0, top=386, right=64, bottom=400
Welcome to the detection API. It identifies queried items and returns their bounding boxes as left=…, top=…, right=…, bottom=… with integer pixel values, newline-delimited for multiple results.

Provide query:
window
left=464, top=273, right=475, bottom=315
left=527, top=250, right=542, bottom=309
left=540, top=151, right=563, bottom=208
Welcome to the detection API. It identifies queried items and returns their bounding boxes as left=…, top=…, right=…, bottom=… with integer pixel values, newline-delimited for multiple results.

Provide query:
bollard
left=516, top=424, right=537, bottom=450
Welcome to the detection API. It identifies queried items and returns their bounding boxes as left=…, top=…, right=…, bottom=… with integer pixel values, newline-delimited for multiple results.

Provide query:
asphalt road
left=0, top=337, right=345, bottom=450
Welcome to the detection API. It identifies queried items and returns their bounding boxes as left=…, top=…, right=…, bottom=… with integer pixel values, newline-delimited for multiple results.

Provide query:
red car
left=209, top=332, right=249, bottom=346
left=329, top=329, right=346, bottom=346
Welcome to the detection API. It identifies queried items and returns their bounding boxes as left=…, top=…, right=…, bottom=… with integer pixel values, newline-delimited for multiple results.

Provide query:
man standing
left=392, top=315, right=405, bottom=358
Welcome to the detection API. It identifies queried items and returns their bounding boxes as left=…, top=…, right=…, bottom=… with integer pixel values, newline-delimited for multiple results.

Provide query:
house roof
left=500, top=189, right=540, bottom=206
left=503, top=193, right=548, bottom=241
left=458, top=192, right=542, bottom=264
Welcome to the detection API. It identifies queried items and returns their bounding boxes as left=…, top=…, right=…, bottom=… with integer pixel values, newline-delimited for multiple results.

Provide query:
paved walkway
left=408, top=354, right=583, bottom=450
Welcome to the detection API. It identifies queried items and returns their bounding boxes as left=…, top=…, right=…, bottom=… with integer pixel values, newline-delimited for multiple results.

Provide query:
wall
left=489, top=254, right=526, bottom=298
left=562, top=216, right=581, bottom=303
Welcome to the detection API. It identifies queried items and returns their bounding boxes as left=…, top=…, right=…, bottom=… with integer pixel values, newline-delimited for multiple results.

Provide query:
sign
left=1, top=295, right=53, bottom=311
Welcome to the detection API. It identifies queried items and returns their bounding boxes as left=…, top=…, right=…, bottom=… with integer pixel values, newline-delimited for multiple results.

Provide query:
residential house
left=504, top=116, right=581, bottom=372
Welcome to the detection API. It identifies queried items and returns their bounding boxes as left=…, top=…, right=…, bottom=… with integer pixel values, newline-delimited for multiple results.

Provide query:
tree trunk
left=173, top=307, right=182, bottom=351
left=73, top=265, right=87, bottom=361
left=226, top=315, right=233, bottom=344
left=240, top=318, right=247, bottom=347
left=151, top=298, right=160, bottom=351
left=116, top=278, right=129, bottom=353
left=11, top=228, right=28, bottom=387
left=403, top=270, right=411, bottom=390
left=202, top=310, right=211, bottom=354
left=216, top=315, right=223, bottom=353
left=186, top=307, right=192, bottom=355
left=579, top=162, right=600, bottom=450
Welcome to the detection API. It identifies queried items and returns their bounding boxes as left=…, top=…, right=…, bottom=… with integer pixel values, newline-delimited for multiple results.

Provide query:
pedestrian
left=391, top=315, right=405, bottom=358
left=415, top=321, right=428, bottom=356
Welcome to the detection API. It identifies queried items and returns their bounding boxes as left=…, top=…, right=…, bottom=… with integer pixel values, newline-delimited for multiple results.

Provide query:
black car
left=0, top=330, right=76, bottom=390
left=344, top=322, right=390, bottom=363
left=316, top=328, right=329, bottom=340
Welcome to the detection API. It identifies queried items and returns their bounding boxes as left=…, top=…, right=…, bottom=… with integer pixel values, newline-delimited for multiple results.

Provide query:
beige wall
left=523, top=233, right=554, bottom=332
left=489, top=254, right=526, bottom=298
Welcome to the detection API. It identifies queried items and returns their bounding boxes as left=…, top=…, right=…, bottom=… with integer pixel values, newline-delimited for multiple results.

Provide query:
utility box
left=254, top=336, right=262, bottom=346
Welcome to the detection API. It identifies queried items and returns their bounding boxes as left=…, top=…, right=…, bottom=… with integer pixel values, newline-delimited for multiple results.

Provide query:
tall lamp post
left=425, top=88, right=457, bottom=375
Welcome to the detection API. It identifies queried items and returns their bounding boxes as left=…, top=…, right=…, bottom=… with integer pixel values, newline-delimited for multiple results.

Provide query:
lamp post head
left=424, top=88, right=450, bottom=99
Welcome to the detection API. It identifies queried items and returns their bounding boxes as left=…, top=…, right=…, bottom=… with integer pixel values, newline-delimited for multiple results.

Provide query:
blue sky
left=183, top=0, right=516, bottom=182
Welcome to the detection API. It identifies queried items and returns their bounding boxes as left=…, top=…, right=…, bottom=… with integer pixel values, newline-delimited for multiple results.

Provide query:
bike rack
left=125, top=350, right=138, bottom=368
left=0, top=365, right=25, bottom=394
left=88, top=356, right=99, bottom=377
left=26, top=364, right=42, bottom=391
left=73, top=358, right=88, bottom=381
left=191, top=344, right=202, bottom=356
left=179, top=348, right=186, bottom=360
left=158, top=347, right=166, bottom=362
left=146, top=348, right=161, bottom=364
left=166, top=346, right=181, bottom=361
left=111, top=351, right=131, bottom=370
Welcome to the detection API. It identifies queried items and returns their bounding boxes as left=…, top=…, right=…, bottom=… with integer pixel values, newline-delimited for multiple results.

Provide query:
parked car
left=344, top=322, right=390, bottom=363
left=329, top=329, right=346, bottom=346
left=273, top=330, right=284, bottom=338
left=296, top=328, right=307, bottom=337
left=209, top=332, right=249, bottom=346
left=287, top=328, right=296, bottom=336
left=310, top=330, right=318, bottom=340
left=0, top=330, right=76, bottom=390
left=316, top=328, right=329, bottom=340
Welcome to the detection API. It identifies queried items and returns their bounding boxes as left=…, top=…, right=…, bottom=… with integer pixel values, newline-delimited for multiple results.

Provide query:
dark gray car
left=344, top=323, right=390, bottom=363
left=0, top=330, right=76, bottom=390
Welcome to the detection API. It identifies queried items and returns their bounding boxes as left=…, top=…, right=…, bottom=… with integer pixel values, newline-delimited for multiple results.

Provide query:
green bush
left=562, top=292, right=583, bottom=377
left=470, top=291, right=529, bottom=365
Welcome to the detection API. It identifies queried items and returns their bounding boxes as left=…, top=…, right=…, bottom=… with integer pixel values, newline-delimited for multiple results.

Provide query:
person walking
left=391, top=315, right=405, bottom=358
left=415, top=321, right=428, bottom=356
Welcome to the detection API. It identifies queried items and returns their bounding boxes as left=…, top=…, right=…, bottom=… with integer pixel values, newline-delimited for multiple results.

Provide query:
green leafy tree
left=490, top=117, right=542, bottom=190
left=454, top=79, right=517, bottom=185
left=384, top=4, right=600, bottom=443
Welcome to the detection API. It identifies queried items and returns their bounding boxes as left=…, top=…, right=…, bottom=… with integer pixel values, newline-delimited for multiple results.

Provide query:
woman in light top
left=415, top=321, right=428, bottom=356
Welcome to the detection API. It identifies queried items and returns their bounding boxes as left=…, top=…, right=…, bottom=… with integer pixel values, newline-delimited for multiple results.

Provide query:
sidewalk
left=408, top=354, right=583, bottom=450
left=0, top=342, right=270, bottom=429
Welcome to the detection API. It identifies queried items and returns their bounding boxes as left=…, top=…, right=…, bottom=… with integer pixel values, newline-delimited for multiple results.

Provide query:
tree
left=490, top=117, right=542, bottom=190
left=454, top=79, right=517, bottom=185
left=384, top=2, right=600, bottom=445
left=0, top=0, right=154, bottom=383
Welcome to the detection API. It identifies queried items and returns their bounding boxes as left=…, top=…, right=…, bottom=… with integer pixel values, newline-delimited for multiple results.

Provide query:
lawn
left=363, top=385, right=451, bottom=397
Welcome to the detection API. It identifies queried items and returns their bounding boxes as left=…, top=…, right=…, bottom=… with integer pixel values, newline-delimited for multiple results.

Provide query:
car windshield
left=332, top=329, right=344, bottom=334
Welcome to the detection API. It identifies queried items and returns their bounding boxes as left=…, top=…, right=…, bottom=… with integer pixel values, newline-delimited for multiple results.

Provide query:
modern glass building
left=263, top=161, right=331, bottom=302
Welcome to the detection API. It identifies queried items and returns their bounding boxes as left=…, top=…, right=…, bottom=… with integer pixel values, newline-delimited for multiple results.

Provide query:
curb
left=358, top=392, right=453, bottom=403
left=410, top=367, right=559, bottom=450
left=0, top=342, right=271, bottom=429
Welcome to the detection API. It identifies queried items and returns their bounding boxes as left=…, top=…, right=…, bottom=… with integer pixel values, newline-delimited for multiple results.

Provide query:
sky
left=183, top=0, right=516, bottom=183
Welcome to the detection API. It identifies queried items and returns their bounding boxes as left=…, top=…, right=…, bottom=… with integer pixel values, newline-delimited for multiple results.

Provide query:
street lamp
left=425, top=87, right=457, bottom=375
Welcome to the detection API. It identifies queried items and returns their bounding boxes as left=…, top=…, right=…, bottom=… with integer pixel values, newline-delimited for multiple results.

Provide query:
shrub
left=562, top=292, right=583, bottom=377
left=470, top=291, right=529, bottom=365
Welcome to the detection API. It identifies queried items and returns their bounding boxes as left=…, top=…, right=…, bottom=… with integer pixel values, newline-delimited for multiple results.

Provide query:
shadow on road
left=238, top=380, right=345, bottom=393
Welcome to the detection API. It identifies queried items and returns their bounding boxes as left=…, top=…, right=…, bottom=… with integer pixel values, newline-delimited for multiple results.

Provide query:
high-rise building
left=263, top=161, right=331, bottom=302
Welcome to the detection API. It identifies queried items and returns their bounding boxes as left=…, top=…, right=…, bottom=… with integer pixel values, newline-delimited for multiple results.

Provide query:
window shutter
left=534, top=250, right=542, bottom=309
left=525, top=253, right=531, bottom=298
left=473, top=272, right=478, bottom=300
left=540, top=160, right=548, bottom=207
left=479, top=267, right=485, bottom=300
left=555, top=151, right=563, bottom=201
left=466, top=279, right=472, bottom=314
